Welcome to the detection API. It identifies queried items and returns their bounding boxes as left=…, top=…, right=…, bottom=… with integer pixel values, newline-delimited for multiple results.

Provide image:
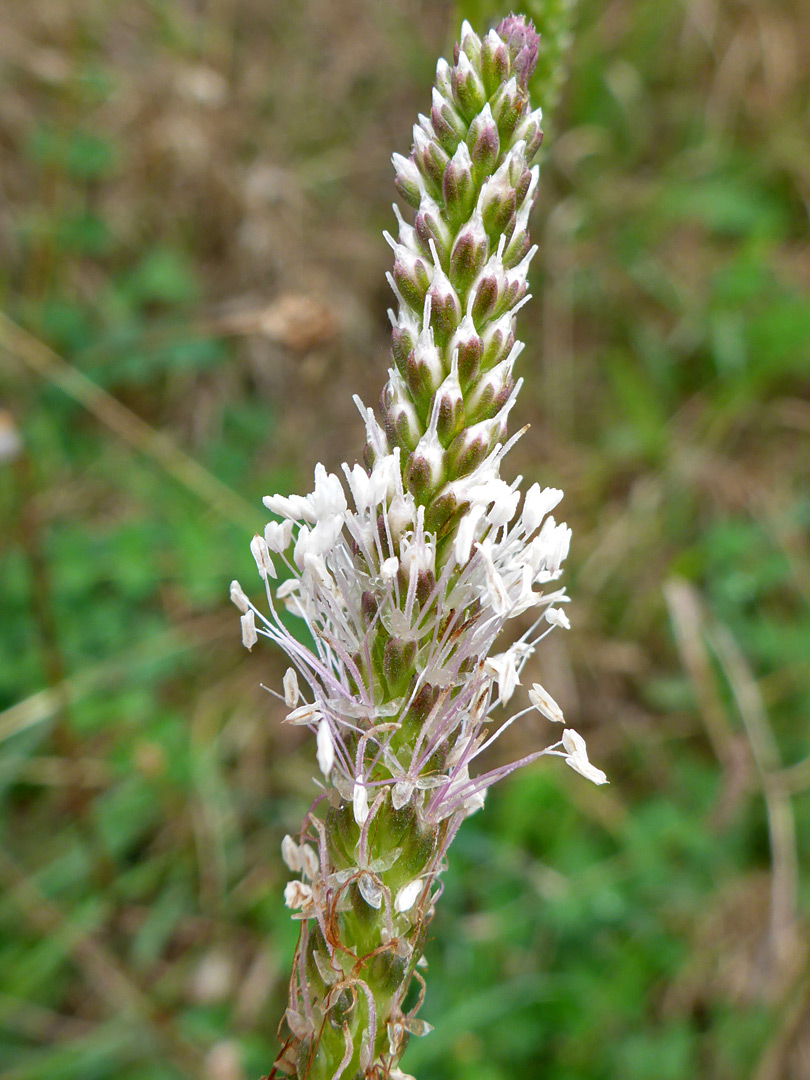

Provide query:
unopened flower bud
left=465, top=352, right=517, bottom=421
left=480, top=311, right=515, bottom=369
left=392, top=152, right=424, bottom=208
left=489, top=76, right=524, bottom=139
left=480, top=29, right=509, bottom=95
left=412, top=126, right=448, bottom=194
left=448, top=209, right=489, bottom=295
left=466, top=103, right=500, bottom=177
left=513, top=107, right=544, bottom=161
left=457, top=20, right=482, bottom=67
left=390, top=250, right=431, bottom=314
left=441, top=141, right=475, bottom=226
left=496, top=14, right=540, bottom=89
left=383, top=370, right=422, bottom=451
left=433, top=361, right=465, bottom=445
left=449, top=315, right=483, bottom=386
left=426, top=244, right=461, bottom=342
left=478, top=168, right=517, bottom=239
left=450, top=50, right=486, bottom=121
left=414, top=196, right=453, bottom=264
left=430, top=88, right=466, bottom=153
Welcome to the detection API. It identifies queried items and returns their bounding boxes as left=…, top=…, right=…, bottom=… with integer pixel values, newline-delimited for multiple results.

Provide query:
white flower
left=545, top=606, right=570, bottom=629
left=562, top=728, right=608, bottom=785
left=281, top=834, right=300, bottom=872
left=250, top=535, right=276, bottom=580
left=316, top=718, right=335, bottom=777
left=240, top=610, right=257, bottom=650
left=529, top=683, right=565, bottom=723
left=484, top=649, right=521, bottom=706
left=283, top=880, right=313, bottom=910
left=283, top=668, right=299, bottom=708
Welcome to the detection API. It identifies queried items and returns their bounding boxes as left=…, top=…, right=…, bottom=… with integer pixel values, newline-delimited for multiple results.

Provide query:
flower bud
left=441, top=141, right=475, bottom=226
left=465, top=352, right=516, bottom=422
left=390, top=249, right=430, bottom=313
left=382, top=371, right=422, bottom=452
left=391, top=320, right=417, bottom=377
left=433, top=362, right=465, bottom=445
left=426, top=246, right=462, bottom=343
left=423, top=487, right=457, bottom=535
left=412, top=126, right=448, bottom=194
left=457, top=20, right=482, bottom=68
left=448, top=209, right=489, bottom=296
left=478, top=168, right=517, bottom=239
left=469, top=270, right=500, bottom=327
left=480, top=311, right=515, bottom=369
left=415, top=196, right=453, bottom=265
left=392, top=152, right=424, bottom=209
left=430, top=88, right=466, bottom=154
left=450, top=50, right=486, bottom=121
left=435, top=56, right=453, bottom=100
left=496, top=14, right=540, bottom=89
left=489, top=76, right=524, bottom=139
left=466, top=103, right=500, bottom=178
left=449, top=315, right=483, bottom=386
left=480, top=29, right=509, bottom=96
left=513, top=106, right=543, bottom=161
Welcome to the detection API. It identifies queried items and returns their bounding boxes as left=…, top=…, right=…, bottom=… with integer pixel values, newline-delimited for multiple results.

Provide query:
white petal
left=299, top=844, right=319, bottom=881
left=545, top=606, right=570, bottom=629
left=529, top=683, right=565, bottom=723
left=395, top=879, right=423, bottom=913
left=381, top=556, right=400, bottom=581
left=250, top=534, right=276, bottom=579
left=283, top=668, right=299, bottom=708
left=229, top=580, right=250, bottom=613
left=562, top=728, right=608, bottom=785
left=316, top=719, right=335, bottom=777
left=283, top=880, right=312, bottom=909
left=353, top=782, right=369, bottom=825
left=281, top=834, right=300, bottom=872
left=285, top=703, right=322, bottom=726
left=240, top=610, right=257, bottom=650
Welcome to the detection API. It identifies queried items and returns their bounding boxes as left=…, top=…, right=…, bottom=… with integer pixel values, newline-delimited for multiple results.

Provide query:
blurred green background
left=1, top=0, right=809, bottom=1077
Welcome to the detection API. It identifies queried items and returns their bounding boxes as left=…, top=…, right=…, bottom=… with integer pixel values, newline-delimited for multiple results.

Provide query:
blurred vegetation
left=1, top=1, right=809, bottom=1078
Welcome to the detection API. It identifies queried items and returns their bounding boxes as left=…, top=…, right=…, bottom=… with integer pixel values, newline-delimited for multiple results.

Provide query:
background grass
left=1, top=0, right=809, bottom=1078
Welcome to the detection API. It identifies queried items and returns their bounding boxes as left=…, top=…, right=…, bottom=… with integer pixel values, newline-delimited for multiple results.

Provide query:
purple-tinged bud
left=383, top=372, right=421, bottom=452
left=513, top=107, right=544, bottom=161
left=435, top=56, right=454, bottom=100
left=406, top=326, right=443, bottom=410
left=448, top=427, right=488, bottom=478
left=391, top=321, right=417, bottom=375
left=424, top=488, right=457, bottom=535
left=412, top=126, right=448, bottom=195
left=469, top=270, right=501, bottom=327
left=480, top=311, right=515, bottom=370
left=392, top=152, right=424, bottom=209
left=415, top=195, right=453, bottom=265
left=495, top=15, right=540, bottom=89
left=457, top=20, right=483, bottom=67
left=480, top=29, right=509, bottom=96
left=449, top=208, right=489, bottom=295
left=489, top=76, right=525, bottom=139
left=449, top=314, right=483, bottom=387
left=466, top=346, right=521, bottom=421
left=450, top=50, right=486, bottom=122
left=431, top=88, right=466, bottom=154
left=434, top=358, right=465, bottom=445
left=441, top=141, right=475, bottom=226
left=478, top=167, right=517, bottom=240
left=466, top=103, right=500, bottom=178
left=390, top=249, right=430, bottom=313
left=361, top=590, right=378, bottom=625
left=427, top=243, right=462, bottom=343
left=405, top=407, right=445, bottom=496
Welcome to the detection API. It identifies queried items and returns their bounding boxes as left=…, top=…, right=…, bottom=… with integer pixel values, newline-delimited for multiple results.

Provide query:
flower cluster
left=232, top=17, right=605, bottom=1080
